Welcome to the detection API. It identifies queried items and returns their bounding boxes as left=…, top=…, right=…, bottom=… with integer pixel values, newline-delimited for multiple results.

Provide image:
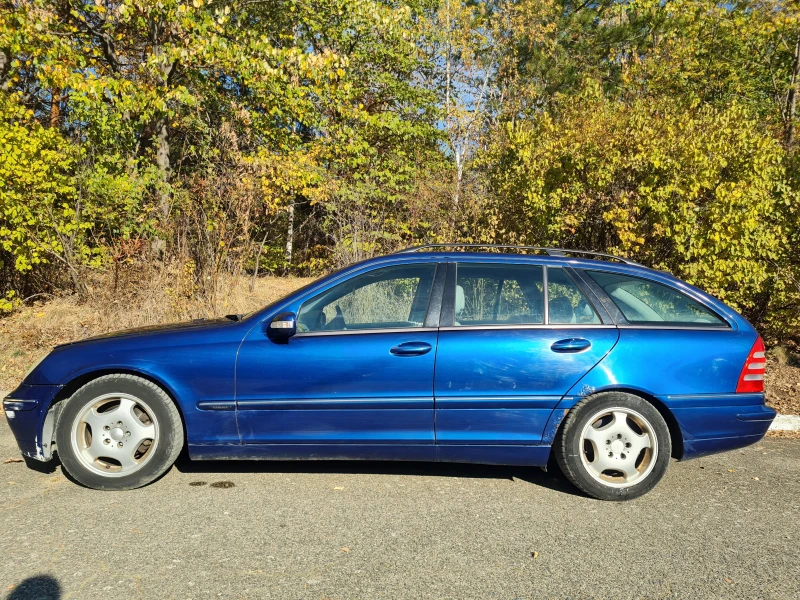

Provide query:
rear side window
left=548, top=268, right=601, bottom=324
left=455, top=263, right=544, bottom=326
left=586, top=271, right=728, bottom=327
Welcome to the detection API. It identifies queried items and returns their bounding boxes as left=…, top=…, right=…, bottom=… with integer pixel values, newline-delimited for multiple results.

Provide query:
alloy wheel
left=70, top=393, right=159, bottom=477
left=578, top=407, right=658, bottom=488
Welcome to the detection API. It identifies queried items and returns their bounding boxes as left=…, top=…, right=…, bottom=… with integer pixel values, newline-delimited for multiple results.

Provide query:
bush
left=483, top=84, right=799, bottom=338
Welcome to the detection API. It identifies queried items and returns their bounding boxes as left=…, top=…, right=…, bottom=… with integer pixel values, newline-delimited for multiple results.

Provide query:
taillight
left=736, top=336, right=766, bottom=393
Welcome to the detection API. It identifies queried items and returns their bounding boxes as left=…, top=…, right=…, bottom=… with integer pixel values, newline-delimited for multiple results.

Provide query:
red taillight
left=736, top=336, right=766, bottom=393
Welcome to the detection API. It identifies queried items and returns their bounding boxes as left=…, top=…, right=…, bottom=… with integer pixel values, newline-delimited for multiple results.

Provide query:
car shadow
left=22, top=455, right=60, bottom=475
left=6, top=574, right=61, bottom=600
left=173, top=453, right=586, bottom=498
left=22, top=448, right=587, bottom=498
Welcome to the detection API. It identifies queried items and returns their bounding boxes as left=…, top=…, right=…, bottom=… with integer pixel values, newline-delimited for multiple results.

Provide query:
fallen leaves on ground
left=765, top=357, right=800, bottom=416
left=3, top=457, right=23, bottom=464
left=767, top=429, right=800, bottom=439
left=339, top=547, right=350, bottom=553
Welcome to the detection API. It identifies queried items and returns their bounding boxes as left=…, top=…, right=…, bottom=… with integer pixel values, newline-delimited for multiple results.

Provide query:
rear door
left=433, top=260, right=619, bottom=445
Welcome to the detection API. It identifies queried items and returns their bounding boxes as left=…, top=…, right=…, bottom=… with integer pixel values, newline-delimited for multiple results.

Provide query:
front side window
left=548, top=268, right=602, bottom=324
left=297, top=264, right=437, bottom=332
left=586, top=270, right=728, bottom=327
left=454, top=263, right=544, bottom=326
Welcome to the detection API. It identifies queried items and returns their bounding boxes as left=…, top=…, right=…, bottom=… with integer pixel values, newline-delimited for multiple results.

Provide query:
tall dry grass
left=0, top=264, right=311, bottom=391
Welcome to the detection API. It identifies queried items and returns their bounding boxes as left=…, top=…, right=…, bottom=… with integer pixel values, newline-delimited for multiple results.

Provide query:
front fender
left=4, top=384, right=62, bottom=460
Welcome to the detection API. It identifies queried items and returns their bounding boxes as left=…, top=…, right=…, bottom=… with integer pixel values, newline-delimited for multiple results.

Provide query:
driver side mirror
left=266, top=312, right=297, bottom=343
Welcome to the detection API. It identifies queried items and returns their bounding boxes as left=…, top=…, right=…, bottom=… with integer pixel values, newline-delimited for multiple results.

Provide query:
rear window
left=586, top=271, right=728, bottom=327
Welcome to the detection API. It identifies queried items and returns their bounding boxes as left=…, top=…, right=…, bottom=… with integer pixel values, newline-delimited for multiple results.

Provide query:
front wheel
left=55, top=374, right=184, bottom=490
left=555, top=392, right=671, bottom=501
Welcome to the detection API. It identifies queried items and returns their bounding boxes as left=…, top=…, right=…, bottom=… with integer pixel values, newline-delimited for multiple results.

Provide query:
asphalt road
left=0, top=416, right=798, bottom=600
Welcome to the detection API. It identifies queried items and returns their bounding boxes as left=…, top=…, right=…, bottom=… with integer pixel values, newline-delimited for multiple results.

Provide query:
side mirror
left=266, top=312, right=297, bottom=343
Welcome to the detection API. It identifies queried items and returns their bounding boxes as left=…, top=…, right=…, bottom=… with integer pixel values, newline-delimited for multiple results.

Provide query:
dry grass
left=0, top=267, right=311, bottom=391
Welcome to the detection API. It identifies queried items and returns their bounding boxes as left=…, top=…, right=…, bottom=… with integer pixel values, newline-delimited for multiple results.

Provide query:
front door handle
left=551, top=338, right=591, bottom=353
left=390, top=342, right=432, bottom=356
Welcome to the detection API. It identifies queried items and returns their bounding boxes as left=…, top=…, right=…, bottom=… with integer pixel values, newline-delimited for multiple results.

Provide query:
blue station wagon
left=3, top=245, right=776, bottom=500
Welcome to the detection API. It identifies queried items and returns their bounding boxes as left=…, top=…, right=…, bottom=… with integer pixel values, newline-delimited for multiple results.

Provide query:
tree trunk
left=0, top=48, right=11, bottom=91
left=251, top=228, right=270, bottom=291
left=150, top=16, right=173, bottom=223
left=49, top=89, right=61, bottom=128
left=786, top=34, right=800, bottom=147
left=451, top=146, right=463, bottom=233
left=155, top=115, right=171, bottom=220
left=285, top=202, right=295, bottom=268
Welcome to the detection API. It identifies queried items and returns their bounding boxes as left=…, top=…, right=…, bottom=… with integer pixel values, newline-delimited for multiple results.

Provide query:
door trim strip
left=236, top=397, right=433, bottom=410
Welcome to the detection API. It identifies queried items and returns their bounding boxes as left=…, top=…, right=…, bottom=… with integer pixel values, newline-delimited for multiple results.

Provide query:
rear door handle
left=551, top=338, right=591, bottom=353
left=390, top=342, right=432, bottom=356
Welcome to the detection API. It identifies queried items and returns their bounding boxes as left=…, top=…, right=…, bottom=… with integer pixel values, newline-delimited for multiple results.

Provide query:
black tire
left=555, top=392, right=671, bottom=501
left=54, top=374, right=184, bottom=490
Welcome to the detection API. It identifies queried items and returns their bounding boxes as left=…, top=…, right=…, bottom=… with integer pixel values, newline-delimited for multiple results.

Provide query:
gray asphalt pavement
left=0, top=415, right=798, bottom=600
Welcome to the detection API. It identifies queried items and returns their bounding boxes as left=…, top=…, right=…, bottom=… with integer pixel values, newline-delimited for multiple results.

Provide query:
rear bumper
left=660, top=393, right=775, bottom=460
left=3, top=383, right=62, bottom=461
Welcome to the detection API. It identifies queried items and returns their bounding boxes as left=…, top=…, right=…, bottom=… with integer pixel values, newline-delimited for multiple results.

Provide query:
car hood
left=56, top=317, right=239, bottom=347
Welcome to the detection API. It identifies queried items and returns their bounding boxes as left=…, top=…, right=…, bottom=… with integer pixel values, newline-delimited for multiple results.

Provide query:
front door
left=235, top=262, right=443, bottom=453
left=434, top=261, right=619, bottom=445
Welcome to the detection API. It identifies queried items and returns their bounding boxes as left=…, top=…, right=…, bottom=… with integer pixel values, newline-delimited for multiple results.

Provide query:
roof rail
left=395, top=244, right=644, bottom=266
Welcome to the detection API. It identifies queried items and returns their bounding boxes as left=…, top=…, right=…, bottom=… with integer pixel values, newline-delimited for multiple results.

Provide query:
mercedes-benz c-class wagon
left=3, top=245, right=775, bottom=500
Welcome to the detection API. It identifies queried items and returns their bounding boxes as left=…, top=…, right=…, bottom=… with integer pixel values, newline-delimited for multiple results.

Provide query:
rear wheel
left=55, top=374, right=183, bottom=490
left=555, top=392, right=671, bottom=500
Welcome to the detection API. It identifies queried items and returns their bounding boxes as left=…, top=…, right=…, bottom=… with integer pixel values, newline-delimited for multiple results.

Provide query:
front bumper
left=3, top=383, right=62, bottom=461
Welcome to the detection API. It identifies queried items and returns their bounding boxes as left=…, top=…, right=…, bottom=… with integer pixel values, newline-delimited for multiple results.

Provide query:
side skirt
left=188, top=444, right=552, bottom=466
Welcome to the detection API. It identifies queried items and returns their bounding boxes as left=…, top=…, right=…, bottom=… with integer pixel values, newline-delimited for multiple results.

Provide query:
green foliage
left=0, top=92, right=79, bottom=273
left=1, top=0, right=800, bottom=339
left=476, top=0, right=800, bottom=338
left=485, top=84, right=795, bottom=326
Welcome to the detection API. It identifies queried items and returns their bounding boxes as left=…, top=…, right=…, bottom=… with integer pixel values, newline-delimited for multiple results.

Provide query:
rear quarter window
left=586, top=271, right=729, bottom=328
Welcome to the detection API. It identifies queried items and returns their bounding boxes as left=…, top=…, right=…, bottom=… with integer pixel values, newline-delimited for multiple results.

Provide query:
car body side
left=3, top=252, right=775, bottom=464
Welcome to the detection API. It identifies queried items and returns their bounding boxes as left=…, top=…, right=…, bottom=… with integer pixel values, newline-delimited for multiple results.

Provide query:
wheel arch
left=42, top=368, right=188, bottom=459
left=552, top=387, right=684, bottom=460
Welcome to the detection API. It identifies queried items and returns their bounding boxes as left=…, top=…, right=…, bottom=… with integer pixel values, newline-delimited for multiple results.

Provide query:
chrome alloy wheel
left=70, top=393, right=159, bottom=477
left=579, top=407, right=658, bottom=488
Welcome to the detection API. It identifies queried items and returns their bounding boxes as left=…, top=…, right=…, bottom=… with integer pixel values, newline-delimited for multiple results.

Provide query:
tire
left=555, top=392, right=671, bottom=501
left=54, top=374, right=184, bottom=490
